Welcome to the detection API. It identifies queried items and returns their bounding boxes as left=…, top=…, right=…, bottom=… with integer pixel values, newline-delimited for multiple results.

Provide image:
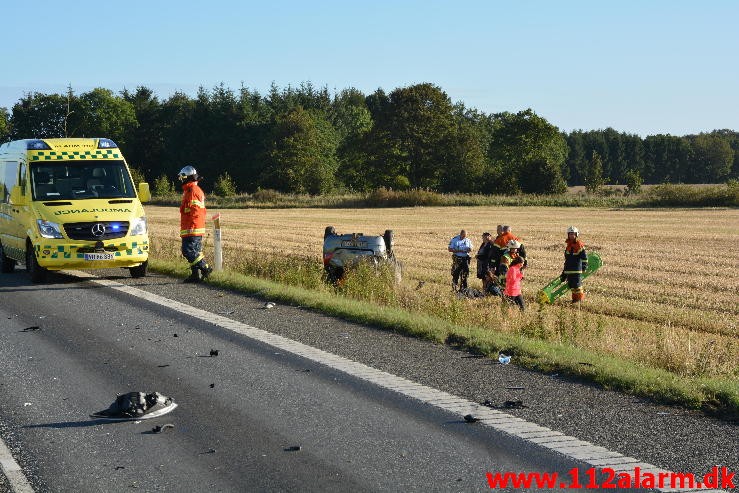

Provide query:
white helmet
left=567, top=226, right=579, bottom=236
left=507, top=239, right=521, bottom=249
left=178, top=166, right=198, bottom=182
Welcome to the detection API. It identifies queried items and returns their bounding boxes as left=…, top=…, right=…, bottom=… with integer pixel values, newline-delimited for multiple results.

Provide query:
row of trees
left=1, top=83, right=736, bottom=195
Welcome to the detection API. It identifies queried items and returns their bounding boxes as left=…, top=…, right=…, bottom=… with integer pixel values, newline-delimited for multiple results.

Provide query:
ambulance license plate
left=84, top=253, right=114, bottom=261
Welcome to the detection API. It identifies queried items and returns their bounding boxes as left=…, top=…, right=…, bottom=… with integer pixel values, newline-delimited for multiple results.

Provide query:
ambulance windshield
left=30, top=161, right=136, bottom=201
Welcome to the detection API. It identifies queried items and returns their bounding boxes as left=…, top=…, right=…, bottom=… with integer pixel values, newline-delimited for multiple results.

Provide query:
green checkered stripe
left=36, top=241, right=149, bottom=259
left=30, top=149, right=121, bottom=161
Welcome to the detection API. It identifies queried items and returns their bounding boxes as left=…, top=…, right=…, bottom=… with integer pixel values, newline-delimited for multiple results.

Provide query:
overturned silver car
left=322, top=226, right=402, bottom=284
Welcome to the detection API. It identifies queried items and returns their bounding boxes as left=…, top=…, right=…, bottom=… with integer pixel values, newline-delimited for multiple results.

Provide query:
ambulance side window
left=2, top=161, right=19, bottom=204
left=0, top=162, right=5, bottom=203
left=19, top=163, right=27, bottom=195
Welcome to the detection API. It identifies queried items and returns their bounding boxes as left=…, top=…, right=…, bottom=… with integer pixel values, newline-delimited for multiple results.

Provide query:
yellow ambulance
left=0, top=138, right=151, bottom=282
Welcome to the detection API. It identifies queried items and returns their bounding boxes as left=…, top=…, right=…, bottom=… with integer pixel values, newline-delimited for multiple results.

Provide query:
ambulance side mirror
left=10, top=185, right=27, bottom=206
left=138, top=182, right=151, bottom=203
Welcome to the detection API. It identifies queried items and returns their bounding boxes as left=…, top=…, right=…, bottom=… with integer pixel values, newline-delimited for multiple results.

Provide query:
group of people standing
left=448, top=225, right=527, bottom=309
left=448, top=225, right=588, bottom=310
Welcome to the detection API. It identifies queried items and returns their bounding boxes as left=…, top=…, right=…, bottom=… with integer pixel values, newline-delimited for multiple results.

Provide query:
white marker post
left=212, top=213, right=223, bottom=271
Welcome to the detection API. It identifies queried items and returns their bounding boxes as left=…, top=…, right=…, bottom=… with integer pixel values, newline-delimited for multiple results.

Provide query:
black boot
left=199, top=262, right=213, bottom=280
left=183, top=266, right=200, bottom=283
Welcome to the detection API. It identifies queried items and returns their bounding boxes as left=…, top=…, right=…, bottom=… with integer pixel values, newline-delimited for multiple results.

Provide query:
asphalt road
left=0, top=268, right=736, bottom=492
left=0, top=269, right=587, bottom=493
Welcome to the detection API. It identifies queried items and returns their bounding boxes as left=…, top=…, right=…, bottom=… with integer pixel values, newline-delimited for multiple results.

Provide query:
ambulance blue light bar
left=97, top=138, right=118, bottom=149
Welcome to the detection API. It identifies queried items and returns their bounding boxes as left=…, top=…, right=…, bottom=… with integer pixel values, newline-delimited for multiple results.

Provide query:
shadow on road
left=23, top=418, right=127, bottom=429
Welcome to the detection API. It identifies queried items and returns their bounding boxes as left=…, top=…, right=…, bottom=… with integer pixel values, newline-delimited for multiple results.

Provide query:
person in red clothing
left=178, top=166, right=212, bottom=283
left=503, top=256, right=525, bottom=311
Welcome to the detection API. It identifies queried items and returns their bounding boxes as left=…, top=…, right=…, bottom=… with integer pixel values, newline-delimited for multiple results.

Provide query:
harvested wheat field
left=145, top=206, right=738, bottom=382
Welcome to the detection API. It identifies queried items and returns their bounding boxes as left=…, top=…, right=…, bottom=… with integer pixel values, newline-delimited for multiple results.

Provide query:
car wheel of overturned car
left=129, top=260, right=148, bottom=278
left=383, top=229, right=394, bottom=252
left=324, top=225, right=336, bottom=239
left=26, top=242, right=47, bottom=283
left=0, top=241, right=16, bottom=273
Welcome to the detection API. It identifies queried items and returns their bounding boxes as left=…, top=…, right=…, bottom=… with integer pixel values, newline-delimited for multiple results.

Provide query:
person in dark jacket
left=560, top=226, right=588, bottom=302
left=475, top=232, right=494, bottom=289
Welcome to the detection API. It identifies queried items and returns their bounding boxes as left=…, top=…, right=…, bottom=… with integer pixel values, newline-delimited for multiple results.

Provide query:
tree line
left=1, top=83, right=736, bottom=195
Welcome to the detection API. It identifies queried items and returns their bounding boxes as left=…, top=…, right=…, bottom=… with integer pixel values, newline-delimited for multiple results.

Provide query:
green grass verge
left=149, top=259, right=739, bottom=420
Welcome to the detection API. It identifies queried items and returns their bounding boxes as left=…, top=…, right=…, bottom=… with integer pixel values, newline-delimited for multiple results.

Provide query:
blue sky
left=2, top=0, right=737, bottom=136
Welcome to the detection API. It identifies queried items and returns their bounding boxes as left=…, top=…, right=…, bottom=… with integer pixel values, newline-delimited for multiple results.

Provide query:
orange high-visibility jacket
left=180, top=181, right=206, bottom=237
left=563, top=239, right=588, bottom=274
left=494, top=232, right=520, bottom=250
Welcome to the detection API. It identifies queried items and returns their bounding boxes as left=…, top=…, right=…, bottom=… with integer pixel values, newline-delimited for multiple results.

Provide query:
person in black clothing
left=475, top=232, right=494, bottom=289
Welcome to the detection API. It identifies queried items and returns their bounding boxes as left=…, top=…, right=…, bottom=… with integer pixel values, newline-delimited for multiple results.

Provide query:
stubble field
left=144, top=206, right=738, bottom=385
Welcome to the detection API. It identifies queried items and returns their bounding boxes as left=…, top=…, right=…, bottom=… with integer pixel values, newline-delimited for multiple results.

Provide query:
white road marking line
left=0, top=436, right=34, bottom=493
left=64, top=271, right=727, bottom=493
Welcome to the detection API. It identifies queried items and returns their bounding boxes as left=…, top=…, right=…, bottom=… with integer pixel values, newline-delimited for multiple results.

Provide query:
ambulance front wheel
left=26, top=243, right=48, bottom=283
left=129, top=260, right=148, bottom=278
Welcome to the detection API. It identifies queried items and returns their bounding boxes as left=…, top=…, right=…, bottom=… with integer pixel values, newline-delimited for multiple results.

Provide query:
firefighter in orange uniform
left=178, top=166, right=213, bottom=283
left=560, top=226, right=588, bottom=302
left=493, top=225, right=527, bottom=269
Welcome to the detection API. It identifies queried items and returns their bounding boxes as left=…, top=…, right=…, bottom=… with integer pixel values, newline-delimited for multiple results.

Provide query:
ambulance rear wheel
left=26, top=243, right=47, bottom=283
left=129, top=261, right=148, bottom=278
left=0, top=242, right=16, bottom=273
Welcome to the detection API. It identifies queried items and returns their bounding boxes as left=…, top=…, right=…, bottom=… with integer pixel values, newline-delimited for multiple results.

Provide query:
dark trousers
left=504, top=294, right=525, bottom=311
left=181, top=236, right=206, bottom=268
left=567, top=273, right=584, bottom=301
left=451, top=255, right=470, bottom=289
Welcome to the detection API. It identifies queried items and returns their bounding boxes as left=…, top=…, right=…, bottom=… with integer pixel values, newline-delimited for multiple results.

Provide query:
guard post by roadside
left=212, top=213, right=223, bottom=271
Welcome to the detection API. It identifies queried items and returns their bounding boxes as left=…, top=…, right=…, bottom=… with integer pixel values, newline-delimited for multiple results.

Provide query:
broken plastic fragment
left=498, top=354, right=511, bottom=365
left=152, top=423, right=175, bottom=433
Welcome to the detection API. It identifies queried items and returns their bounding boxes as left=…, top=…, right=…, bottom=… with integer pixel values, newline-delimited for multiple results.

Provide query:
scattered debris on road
left=209, top=349, right=219, bottom=357
left=284, top=445, right=301, bottom=452
left=91, top=391, right=177, bottom=420
left=21, top=326, right=40, bottom=332
left=504, top=400, right=527, bottom=409
left=264, top=302, right=276, bottom=309
left=463, top=414, right=480, bottom=423
left=152, top=423, right=175, bottom=434
left=498, top=353, right=511, bottom=364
